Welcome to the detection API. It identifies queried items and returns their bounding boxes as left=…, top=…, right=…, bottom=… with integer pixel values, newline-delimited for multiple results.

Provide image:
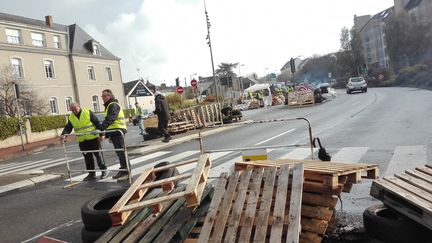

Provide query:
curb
left=0, top=174, right=62, bottom=196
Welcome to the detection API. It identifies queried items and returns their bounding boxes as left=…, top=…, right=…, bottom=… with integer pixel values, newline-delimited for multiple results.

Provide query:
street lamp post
left=238, top=64, right=244, bottom=94
left=204, top=0, right=219, bottom=103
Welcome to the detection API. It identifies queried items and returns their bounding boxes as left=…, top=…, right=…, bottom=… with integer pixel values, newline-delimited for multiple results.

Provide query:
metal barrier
left=62, top=130, right=132, bottom=187
left=198, top=117, right=314, bottom=159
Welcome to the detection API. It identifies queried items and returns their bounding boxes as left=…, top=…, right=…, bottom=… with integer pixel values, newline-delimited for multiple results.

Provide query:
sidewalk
left=0, top=123, right=244, bottom=195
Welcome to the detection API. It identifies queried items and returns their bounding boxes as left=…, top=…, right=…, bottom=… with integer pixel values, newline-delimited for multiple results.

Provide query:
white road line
left=385, top=145, right=427, bottom=177
left=0, top=158, right=81, bottom=176
left=208, top=155, right=242, bottom=178
left=331, top=147, right=369, bottom=163
left=0, top=159, right=49, bottom=170
left=255, top=129, right=296, bottom=146
left=176, top=151, right=233, bottom=174
left=68, top=151, right=172, bottom=182
left=279, top=148, right=317, bottom=160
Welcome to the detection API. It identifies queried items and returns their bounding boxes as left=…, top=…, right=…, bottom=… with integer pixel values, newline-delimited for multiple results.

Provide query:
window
left=92, top=95, right=100, bottom=112
left=93, top=44, right=101, bottom=55
left=44, top=60, right=55, bottom=79
left=88, top=66, right=96, bottom=80
left=49, top=97, right=58, bottom=114
left=5, top=28, right=21, bottom=44
left=105, top=67, right=113, bottom=81
left=31, top=32, right=45, bottom=47
left=10, top=58, right=23, bottom=78
left=65, top=97, right=72, bottom=112
left=53, top=35, right=61, bottom=48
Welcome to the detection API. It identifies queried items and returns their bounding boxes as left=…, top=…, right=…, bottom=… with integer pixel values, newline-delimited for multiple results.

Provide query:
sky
left=1, top=0, right=394, bottom=86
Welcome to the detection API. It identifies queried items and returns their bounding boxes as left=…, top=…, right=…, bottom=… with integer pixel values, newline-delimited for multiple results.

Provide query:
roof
left=359, top=7, right=394, bottom=33
left=0, top=12, right=67, bottom=32
left=405, top=0, right=423, bottom=11
left=68, top=24, right=119, bottom=60
left=123, top=79, right=153, bottom=97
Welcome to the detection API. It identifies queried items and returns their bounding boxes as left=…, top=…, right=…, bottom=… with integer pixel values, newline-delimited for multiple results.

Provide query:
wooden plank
left=301, top=217, right=328, bottom=234
left=253, top=167, right=277, bottom=242
left=239, top=168, right=264, bottom=242
left=197, top=173, right=229, bottom=243
left=223, top=170, right=252, bottom=243
left=417, top=166, right=432, bottom=177
left=301, top=205, right=334, bottom=221
left=302, top=192, right=338, bottom=208
left=270, top=165, right=290, bottom=242
left=384, top=177, right=432, bottom=203
left=186, top=154, right=211, bottom=206
left=300, top=232, right=322, bottom=243
left=137, top=172, right=192, bottom=191
left=209, top=171, right=240, bottom=242
left=109, top=169, right=155, bottom=225
left=286, top=163, right=304, bottom=243
left=406, top=169, right=432, bottom=184
left=395, top=173, right=432, bottom=194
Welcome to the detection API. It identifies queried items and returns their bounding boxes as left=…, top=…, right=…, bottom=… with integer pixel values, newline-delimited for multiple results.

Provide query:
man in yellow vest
left=100, top=89, right=129, bottom=180
left=60, top=102, right=107, bottom=181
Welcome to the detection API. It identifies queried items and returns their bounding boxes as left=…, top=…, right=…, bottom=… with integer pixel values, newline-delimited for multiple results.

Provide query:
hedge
left=28, top=115, right=67, bottom=133
left=0, top=117, right=20, bottom=140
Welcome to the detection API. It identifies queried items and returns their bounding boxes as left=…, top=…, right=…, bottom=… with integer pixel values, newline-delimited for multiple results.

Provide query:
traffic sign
left=191, top=79, right=198, bottom=87
left=176, top=86, right=184, bottom=94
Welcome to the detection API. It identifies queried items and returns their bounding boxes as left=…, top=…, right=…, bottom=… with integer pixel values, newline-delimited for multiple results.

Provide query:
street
left=0, top=87, right=431, bottom=242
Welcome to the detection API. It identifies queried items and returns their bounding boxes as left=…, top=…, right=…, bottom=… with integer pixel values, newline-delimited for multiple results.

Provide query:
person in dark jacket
left=100, top=89, right=129, bottom=180
left=153, top=91, right=172, bottom=142
left=60, top=102, right=107, bottom=181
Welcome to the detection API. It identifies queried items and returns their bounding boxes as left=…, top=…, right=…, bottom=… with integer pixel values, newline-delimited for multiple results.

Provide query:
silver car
left=346, top=77, right=367, bottom=94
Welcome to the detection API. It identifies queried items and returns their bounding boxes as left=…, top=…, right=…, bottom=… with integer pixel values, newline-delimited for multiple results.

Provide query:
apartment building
left=354, top=0, right=432, bottom=69
left=0, top=12, right=125, bottom=115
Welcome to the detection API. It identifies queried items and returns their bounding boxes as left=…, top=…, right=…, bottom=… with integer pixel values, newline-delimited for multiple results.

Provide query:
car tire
left=81, top=227, right=106, bottom=243
left=81, top=188, right=127, bottom=231
left=363, top=203, right=431, bottom=243
left=364, top=88, right=367, bottom=92
left=153, top=161, right=180, bottom=181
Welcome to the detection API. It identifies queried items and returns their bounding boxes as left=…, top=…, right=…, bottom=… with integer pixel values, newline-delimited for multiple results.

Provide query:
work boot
left=112, top=171, right=129, bottom=180
left=83, top=172, right=96, bottom=181
left=100, top=171, right=108, bottom=179
left=162, top=135, right=172, bottom=143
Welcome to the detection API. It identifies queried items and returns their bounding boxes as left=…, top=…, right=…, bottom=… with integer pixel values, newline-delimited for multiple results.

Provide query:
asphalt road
left=0, top=87, right=431, bottom=242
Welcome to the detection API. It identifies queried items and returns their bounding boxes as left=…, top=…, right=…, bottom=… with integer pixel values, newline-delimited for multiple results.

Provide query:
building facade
left=354, top=0, right=432, bottom=69
left=0, top=12, right=125, bottom=116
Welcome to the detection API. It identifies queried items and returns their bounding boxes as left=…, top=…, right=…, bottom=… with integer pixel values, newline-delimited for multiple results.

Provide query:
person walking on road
left=60, top=102, right=107, bottom=181
left=154, top=91, right=172, bottom=143
left=100, top=89, right=129, bottom=180
left=134, top=102, right=145, bottom=135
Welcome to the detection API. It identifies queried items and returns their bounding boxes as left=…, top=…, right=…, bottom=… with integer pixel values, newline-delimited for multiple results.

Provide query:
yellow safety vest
left=69, top=108, right=98, bottom=142
left=104, top=102, right=127, bottom=130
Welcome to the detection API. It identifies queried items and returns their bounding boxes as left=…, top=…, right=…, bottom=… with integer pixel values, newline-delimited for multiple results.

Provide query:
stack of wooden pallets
left=167, top=121, right=195, bottom=134
left=370, top=164, right=432, bottom=230
left=232, top=159, right=379, bottom=243
left=288, top=90, right=314, bottom=107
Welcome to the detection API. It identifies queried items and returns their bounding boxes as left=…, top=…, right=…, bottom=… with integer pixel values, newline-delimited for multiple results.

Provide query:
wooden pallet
left=198, top=163, right=305, bottom=243
left=235, top=159, right=379, bottom=189
left=109, top=153, right=212, bottom=226
left=370, top=164, right=432, bottom=230
left=288, top=91, right=314, bottom=107
left=168, top=121, right=195, bottom=133
left=97, top=185, right=214, bottom=243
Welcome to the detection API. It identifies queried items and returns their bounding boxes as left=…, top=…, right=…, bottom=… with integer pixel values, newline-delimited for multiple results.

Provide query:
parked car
left=346, top=77, right=367, bottom=94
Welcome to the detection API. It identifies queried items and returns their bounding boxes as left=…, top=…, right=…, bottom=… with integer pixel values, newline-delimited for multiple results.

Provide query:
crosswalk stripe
left=0, top=158, right=81, bottom=176
left=67, top=151, right=172, bottom=182
left=385, top=145, right=427, bottom=177
left=279, top=148, right=317, bottom=160
left=176, top=151, right=233, bottom=174
left=0, top=159, right=49, bottom=171
left=331, top=147, right=369, bottom=163
left=208, top=155, right=242, bottom=178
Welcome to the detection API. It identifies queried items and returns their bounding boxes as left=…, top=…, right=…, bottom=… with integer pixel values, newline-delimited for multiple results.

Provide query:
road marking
left=385, top=145, right=427, bottom=177
left=279, top=148, right=317, bottom=160
left=208, top=155, right=242, bottom=178
left=22, top=218, right=82, bottom=243
left=0, top=159, right=49, bottom=170
left=255, top=129, right=296, bottom=145
left=176, top=151, right=233, bottom=174
left=0, top=158, right=81, bottom=176
left=331, top=147, right=369, bottom=163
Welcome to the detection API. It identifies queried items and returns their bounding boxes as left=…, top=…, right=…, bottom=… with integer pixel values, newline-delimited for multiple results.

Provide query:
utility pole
left=204, top=0, right=219, bottom=103
left=13, top=82, right=25, bottom=151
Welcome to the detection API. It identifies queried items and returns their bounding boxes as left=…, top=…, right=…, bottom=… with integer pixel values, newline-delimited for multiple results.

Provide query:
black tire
left=81, top=227, right=106, bottom=243
left=154, top=161, right=180, bottom=181
left=81, top=188, right=127, bottom=231
left=364, top=88, right=367, bottom=92
left=363, top=203, right=431, bottom=243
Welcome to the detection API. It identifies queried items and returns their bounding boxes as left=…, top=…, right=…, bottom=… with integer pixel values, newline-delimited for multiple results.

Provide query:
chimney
left=45, top=15, right=53, bottom=27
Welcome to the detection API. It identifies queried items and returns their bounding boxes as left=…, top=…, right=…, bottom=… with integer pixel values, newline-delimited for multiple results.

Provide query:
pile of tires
left=80, top=161, right=179, bottom=243
left=363, top=203, right=431, bottom=243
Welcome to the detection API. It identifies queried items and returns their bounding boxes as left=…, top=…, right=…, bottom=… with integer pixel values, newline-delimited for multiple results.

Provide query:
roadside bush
left=0, top=117, right=19, bottom=140
left=29, top=115, right=67, bottom=133
left=123, top=108, right=134, bottom=118
left=394, top=63, right=432, bottom=89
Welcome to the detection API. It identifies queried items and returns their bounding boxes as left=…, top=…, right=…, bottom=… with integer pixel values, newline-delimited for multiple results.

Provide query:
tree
left=385, top=14, right=432, bottom=72
left=350, top=28, right=364, bottom=74
left=215, top=62, right=239, bottom=87
left=340, top=27, right=351, bottom=51
left=0, top=65, right=48, bottom=117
